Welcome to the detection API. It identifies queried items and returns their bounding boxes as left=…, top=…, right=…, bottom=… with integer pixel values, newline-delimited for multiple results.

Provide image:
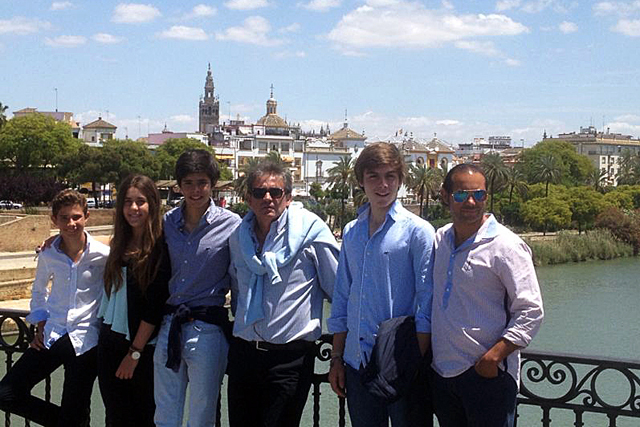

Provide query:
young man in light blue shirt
left=154, top=150, right=241, bottom=427
left=328, top=142, right=435, bottom=427
left=0, top=189, right=109, bottom=427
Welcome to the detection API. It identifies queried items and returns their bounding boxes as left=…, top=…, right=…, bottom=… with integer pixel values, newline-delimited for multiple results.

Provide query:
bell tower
left=199, top=63, right=220, bottom=134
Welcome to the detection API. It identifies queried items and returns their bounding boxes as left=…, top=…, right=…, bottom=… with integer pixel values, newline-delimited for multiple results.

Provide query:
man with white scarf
left=227, top=160, right=340, bottom=427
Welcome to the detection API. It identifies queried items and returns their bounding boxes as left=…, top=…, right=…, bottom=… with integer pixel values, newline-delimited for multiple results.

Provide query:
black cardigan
left=125, top=237, right=171, bottom=344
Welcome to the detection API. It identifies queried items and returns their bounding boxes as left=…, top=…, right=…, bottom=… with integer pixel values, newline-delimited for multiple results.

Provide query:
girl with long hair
left=98, top=174, right=170, bottom=426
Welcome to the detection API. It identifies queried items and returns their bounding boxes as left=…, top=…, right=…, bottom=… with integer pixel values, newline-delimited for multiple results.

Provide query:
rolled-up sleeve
left=327, top=239, right=351, bottom=334
left=498, top=241, right=544, bottom=348
left=26, top=256, right=52, bottom=324
left=413, top=224, right=435, bottom=334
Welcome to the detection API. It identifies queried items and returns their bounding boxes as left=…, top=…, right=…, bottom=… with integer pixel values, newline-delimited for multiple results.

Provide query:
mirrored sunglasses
left=251, top=187, right=285, bottom=199
left=452, top=189, right=487, bottom=203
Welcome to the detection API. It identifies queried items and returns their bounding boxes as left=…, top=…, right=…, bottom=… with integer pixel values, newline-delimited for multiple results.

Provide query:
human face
left=179, top=173, right=212, bottom=214
left=443, top=169, right=487, bottom=228
left=52, top=204, right=87, bottom=242
left=123, top=186, right=150, bottom=232
left=360, top=164, right=400, bottom=214
left=247, top=174, right=291, bottom=227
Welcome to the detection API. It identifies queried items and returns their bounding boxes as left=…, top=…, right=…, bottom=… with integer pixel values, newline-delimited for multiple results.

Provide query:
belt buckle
left=255, top=341, right=269, bottom=352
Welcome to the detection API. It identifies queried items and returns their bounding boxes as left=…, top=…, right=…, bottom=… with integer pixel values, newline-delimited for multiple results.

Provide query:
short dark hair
left=442, top=163, right=486, bottom=193
left=246, top=160, right=293, bottom=196
left=354, top=142, right=406, bottom=185
left=51, top=189, right=88, bottom=217
left=175, top=149, right=220, bottom=187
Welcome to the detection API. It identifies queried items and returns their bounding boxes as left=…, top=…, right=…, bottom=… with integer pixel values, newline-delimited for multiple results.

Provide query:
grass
left=525, top=229, right=634, bottom=266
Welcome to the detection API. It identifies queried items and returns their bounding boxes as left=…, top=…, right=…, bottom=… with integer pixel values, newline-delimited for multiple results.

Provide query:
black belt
left=238, top=337, right=314, bottom=352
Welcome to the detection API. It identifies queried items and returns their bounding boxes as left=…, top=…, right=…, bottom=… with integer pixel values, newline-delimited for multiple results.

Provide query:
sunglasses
left=452, top=189, right=487, bottom=203
left=251, top=187, right=285, bottom=199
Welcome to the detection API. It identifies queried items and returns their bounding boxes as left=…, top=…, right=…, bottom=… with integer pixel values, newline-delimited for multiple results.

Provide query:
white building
left=82, top=117, right=117, bottom=147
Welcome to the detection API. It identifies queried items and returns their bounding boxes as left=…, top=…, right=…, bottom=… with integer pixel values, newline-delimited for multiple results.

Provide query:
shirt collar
left=356, top=199, right=403, bottom=223
left=175, top=198, right=217, bottom=227
left=445, top=213, right=499, bottom=251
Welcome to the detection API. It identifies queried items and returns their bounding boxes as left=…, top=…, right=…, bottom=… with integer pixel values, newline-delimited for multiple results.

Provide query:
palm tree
left=233, top=157, right=261, bottom=199
left=587, top=168, right=608, bottom=192
left=481, top=153, right=508, bottom=213
left=0, top=102, right=7, bottom=130
left=327, top=156, right=355, bottom=233
left=504, top=167, right=528, bottom=204
left=533, top=154, right=562, bottom=197
left=617, top=149, right=640, bottom=185
left=266, top=150, right=285, bottom=165
left=408, top=164, right=444, bottom=219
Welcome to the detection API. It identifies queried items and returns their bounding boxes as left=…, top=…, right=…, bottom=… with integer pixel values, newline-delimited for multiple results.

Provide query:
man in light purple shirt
left=431, top=164, right=544, bottom=427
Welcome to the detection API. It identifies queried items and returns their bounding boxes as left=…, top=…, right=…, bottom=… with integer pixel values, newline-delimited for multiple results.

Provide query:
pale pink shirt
left=431, top=215, right=544, bottom=385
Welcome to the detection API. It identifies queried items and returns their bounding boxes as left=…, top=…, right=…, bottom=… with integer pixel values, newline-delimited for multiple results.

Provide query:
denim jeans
left=153, top=314, right=229, bottom=427
left=345, top=364, right=413, bottom=427
left=432, top=367, right=517, bottom=427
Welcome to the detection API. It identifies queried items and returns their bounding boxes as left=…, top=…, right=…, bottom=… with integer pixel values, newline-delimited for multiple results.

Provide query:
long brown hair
left=104, top=174, right=163, bottom=296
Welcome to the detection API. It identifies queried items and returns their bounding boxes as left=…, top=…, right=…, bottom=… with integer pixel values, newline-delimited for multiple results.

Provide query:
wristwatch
left=128, top=346, right=142, bottom=360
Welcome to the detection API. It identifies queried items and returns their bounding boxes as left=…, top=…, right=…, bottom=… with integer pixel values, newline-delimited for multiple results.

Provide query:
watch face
left=131, top=351, right=141, bottom=360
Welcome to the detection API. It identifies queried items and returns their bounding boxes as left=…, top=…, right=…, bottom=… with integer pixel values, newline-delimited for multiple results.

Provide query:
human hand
left=329, top=359, right=346, bottom=398
left=37, top=235, right=58, bottom=254
left=115, top=355, right=138, bottom=380
left=29, top=325, right=45, bottom=351
left=474, top=355, right=499, bottom=378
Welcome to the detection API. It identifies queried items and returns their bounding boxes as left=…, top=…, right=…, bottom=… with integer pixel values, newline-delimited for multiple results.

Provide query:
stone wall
left=0, top=215, right=51, bottom=252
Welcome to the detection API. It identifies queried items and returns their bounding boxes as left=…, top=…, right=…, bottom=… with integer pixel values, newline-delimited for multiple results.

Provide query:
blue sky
left=1, top=0, right=640, bottom=146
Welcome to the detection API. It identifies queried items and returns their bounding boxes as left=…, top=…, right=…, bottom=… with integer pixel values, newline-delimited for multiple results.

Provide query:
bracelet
left=330, top=350, right=343, bottom=358
left=129, top=345, right=143, bottom=353
left=329, top=354, right=344, bottom=368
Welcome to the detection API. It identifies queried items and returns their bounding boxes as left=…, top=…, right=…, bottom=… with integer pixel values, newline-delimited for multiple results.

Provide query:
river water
left=3, top=257, right=639, bottom=426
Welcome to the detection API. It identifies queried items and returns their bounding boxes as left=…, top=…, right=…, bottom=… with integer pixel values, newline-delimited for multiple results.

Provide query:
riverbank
left=524, top=229, right=634, bottom=266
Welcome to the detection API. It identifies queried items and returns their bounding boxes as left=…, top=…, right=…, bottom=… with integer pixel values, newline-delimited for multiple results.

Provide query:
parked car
left=0, top=200, right=23, bottom=210
left=168, top=197, right=184, bottom=207
left=86, top=199, right=97, bottom=208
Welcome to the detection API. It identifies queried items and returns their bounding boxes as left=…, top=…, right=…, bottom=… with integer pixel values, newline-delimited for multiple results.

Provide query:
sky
left=1, top=0, right=640, bottom=147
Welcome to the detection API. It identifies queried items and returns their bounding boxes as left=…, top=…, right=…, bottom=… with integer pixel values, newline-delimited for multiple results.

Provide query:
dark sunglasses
left=452, top=189, right=487, bottom=203
left=251, top=187, right=285, bottom=199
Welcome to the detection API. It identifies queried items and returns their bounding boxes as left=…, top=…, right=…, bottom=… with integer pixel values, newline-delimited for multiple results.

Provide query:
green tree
left=0, top=102, right=8, bottom=130
left=567, top=187, right=606, bottom=234
left=156, top=137, right=213, bottom=180
left=504, top=166, right=528, bottom=204
left=0, top=114, right=82, bottom=173
left=617, top=149, right=640, bottom=185
left=603, top=190, right=634, bottom=210
left=481, top=153, right=508, bottom=213
left=521, top=196, right=572, bottom=235
left=58, top=145, right=118, bottom=206
left=532, top=154, right=562, bottom=197
left=233, top=157, right=260, bottom=199
left=103, top=139, right=160, bottom=184
left=587, top=168, right=608, bottom=192
left=520, top=140, right=595, bottom=186
left=309, top=182, right=324, bottom=200
left=327, top=156, right=355, bottom=234
left=266, top=150, right=285, bottom=165
left=596, top=207, right=640, bottom=255
left=408, top=164, right=443, bottom=219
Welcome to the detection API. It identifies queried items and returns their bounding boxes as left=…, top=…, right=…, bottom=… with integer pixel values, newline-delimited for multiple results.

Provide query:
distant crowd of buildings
left=12, top=64, right=640, bottom=192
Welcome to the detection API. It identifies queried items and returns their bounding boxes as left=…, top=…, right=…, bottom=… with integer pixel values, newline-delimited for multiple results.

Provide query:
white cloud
left=170, top=114, right=195, bottom=123
left=614, top=114, right=640, bottom=122
left=216, top=16, right=283, bottom=46
left=436, top=119, right=461, bottom=126
left=298, top=0, right=342, bottom=12
left=504, top=58, right=522, bottom=66
left=559, top=21, right=578, bottom=33
left=224, top=0, right=269, bottom=10
left=327, top=1, right=528, bottom=53
left=278, top=23, right=301, bottom=33
left=158, top=26, right=209, bottom=40
left=612, top=18, right=640, bottom=35
left=496, top=0, right=521, bottom=11
left=51, top=1, right=73, bottom=11
left=112, top=3, right=161, bottom=24
left=183, top=4, right=217, bottom=19
left=455, top=40, right=501, bottom=56
left=45, top=35, right=87, bottom=47
left=593, top=1, right=640, bottom=16
left=275, top=50, right=307, bottom=58
left=0, top=17, right=52, bottom=35
left=92, top=33, right=125, bottom=44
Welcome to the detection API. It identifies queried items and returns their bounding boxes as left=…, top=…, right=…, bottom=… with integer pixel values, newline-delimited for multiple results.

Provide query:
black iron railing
left=0, top=309, right=638, bottom=427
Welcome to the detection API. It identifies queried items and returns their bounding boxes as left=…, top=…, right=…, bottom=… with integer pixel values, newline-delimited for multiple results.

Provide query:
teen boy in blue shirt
left=328, top=142, right=435, bottom=427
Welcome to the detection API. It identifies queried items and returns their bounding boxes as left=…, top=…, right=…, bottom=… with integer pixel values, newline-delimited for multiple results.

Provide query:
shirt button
left=448, top=271, right=452, bottom=276
left=184, top=260, right=188, bottom=264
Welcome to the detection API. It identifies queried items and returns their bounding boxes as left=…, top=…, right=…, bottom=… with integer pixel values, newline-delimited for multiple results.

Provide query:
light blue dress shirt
left=163, top=199, right=241, bottom=308
left=327, top=200, right=435, bottom=370
left=27, top=233, right=109, bottom=356
left=229, top=207, right=340, bottom=344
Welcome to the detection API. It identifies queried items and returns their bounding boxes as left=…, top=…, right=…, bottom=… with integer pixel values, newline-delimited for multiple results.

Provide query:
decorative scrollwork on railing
left=519, top=350, right=640, bottom=420
left=0, top=308, right=33, bottom=354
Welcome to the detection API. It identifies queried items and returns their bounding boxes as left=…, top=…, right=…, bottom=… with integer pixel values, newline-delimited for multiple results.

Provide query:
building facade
left=199, top=63, right=220, bottom=135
